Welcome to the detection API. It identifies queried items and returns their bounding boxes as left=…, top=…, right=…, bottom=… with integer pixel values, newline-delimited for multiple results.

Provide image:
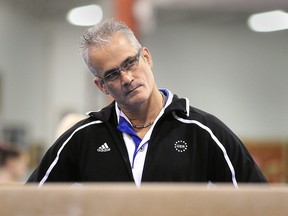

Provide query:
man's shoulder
left=169, top=95, right=227, bottom=130
left=169, top=95, right=215, bottom=119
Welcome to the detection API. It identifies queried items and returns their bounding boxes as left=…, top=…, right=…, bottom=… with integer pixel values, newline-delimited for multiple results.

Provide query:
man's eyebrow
left=103, top=67, right=118, bottom=77
left=103, top=54, right=135, bottom=76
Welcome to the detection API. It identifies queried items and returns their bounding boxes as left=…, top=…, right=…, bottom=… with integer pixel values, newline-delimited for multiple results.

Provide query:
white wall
left=143, top=12, right=288, bottom=140
left=1, top=4, right=287, bottom=149
left=40, top=21, right=90, bottom=144
left=0, top=3, right=108, bottom=147
left=0, top=3, right=46, bottom=145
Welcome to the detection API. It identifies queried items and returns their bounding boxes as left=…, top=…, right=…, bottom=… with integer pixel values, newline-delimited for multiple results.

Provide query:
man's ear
left=142, top=47, right=153, bottom=68
left=93, top=77, right=109, bottom=95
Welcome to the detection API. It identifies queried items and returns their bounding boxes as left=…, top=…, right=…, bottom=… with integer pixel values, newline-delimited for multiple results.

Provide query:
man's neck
left=121, top=90, right=164, bottom=127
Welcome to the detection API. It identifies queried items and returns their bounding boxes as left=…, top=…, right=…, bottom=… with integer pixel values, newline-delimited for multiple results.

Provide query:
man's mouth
left=125, top=85, right=140, bottom=96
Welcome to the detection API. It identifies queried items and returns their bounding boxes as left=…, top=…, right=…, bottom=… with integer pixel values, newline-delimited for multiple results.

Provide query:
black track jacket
left=27, top=94, right=267, bottom=186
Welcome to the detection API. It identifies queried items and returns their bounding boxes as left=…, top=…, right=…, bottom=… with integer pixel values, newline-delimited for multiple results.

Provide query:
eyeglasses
left=98, top=48, right=142, bottom=83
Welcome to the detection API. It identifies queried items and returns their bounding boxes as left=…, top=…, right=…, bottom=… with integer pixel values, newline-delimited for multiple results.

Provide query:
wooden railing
left=0, top=184, right=287, bottom=216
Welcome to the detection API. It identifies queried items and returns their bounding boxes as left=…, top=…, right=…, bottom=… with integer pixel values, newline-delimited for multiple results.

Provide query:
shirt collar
left=115, top=88, right=173, bottom=124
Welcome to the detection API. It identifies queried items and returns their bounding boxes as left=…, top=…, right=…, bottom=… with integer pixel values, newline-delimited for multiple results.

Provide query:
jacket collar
left=164, top=95, right=190, bottom=117
left=87, top=101, right=117, bottom=122
left=88, top=93, right=190, bottom=122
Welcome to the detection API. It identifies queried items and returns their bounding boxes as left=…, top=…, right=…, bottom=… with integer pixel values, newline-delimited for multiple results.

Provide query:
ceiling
left=1, top=0, right=99, bottom=19
left=152, top=0, right=288, bottom=11
left=1, top=0, right=287, bottom=20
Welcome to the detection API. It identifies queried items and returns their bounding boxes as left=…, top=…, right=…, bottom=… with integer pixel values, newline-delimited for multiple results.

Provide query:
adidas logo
left=97, top=143, right=111, bottom=152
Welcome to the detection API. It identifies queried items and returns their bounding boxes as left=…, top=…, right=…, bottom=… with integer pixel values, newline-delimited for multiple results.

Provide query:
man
left=27, top=19, right=267, bottom=187
left=0, top=144, right=29, bottom=182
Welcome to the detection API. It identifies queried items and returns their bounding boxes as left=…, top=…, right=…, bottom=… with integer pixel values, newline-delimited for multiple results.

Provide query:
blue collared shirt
left=115, top=89, right=172, bottom=187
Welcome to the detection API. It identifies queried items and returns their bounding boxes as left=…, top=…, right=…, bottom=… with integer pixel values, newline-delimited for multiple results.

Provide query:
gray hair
left=79, top=19, right=142, bottom=76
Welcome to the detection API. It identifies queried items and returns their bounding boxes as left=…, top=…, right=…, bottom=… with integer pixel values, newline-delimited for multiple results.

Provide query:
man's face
left=88, top=32, right=155, bottom=110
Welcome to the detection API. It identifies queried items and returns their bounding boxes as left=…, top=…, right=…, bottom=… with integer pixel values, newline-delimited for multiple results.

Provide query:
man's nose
left=120, top=70, right=133, bottom=86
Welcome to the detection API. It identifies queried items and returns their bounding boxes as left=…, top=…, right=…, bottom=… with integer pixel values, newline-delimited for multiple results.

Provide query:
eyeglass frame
left=97, top=48, right=142, bottom=83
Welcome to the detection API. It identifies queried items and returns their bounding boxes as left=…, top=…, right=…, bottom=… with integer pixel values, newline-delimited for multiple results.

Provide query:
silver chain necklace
left=132, top=92, right=166, bottom=129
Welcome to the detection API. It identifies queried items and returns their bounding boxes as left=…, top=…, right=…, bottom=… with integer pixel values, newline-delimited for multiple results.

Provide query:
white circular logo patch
left=174, top=140, right=188, bottom=152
